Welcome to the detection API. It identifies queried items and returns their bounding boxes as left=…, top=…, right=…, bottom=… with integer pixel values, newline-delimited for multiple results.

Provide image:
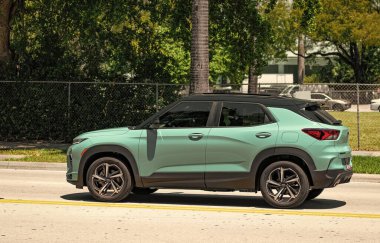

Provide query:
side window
left=156, top=102, right=212, bottom=128
left=312, top=94, right=325, bottom=99
left=219, top=102, right=270, bottom=127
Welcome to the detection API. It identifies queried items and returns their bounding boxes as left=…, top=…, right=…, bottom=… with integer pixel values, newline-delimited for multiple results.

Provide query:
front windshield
left=281, top=86, right=292, bottom=94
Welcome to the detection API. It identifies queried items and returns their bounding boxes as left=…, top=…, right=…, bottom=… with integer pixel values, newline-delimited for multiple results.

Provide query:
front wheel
left=86, top=157, right=133, bottom=202
left=306, top=189, right=324, bottom=200
left=260, top=161, right=310, bottom=209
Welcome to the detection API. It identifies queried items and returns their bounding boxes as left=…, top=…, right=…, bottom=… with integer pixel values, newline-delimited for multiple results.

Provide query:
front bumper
left=312, top=169, right=353, bottom=189
left=66, top=146, right=80, bottom=186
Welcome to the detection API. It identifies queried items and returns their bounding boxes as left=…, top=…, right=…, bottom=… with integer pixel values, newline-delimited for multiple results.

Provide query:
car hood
left=372, top=98, right=380, bottom=103
left=78, top=127, right=130, bottom=138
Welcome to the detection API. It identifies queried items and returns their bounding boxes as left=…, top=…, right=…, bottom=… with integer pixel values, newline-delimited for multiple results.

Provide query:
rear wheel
left=86, top=157, right=133, bottom=202
left=260, top=161, right=310, bottom=209
left=306, top=189, right=324, bottom=200
left=132, top=188, right=158, bottom=195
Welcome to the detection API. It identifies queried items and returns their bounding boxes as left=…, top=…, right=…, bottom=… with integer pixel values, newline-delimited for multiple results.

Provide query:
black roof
left=182, top=93, right=310, bottom=107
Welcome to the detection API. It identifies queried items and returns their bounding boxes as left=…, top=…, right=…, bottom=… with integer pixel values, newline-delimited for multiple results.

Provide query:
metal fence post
left=67, top=82, right=71, bottom=141
left=356, top=83, right=360, bottom=150
left=155, top=83, right=159, bottom=112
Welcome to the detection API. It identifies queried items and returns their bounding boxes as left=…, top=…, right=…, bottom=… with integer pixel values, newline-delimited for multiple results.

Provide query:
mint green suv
left=66, top=94, right=352, bottom=208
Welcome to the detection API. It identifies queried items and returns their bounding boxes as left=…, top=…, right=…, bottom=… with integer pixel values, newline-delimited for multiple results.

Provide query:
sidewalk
left=0, top=161, right=66, bottom=171
left=352, top=151, right=380, bottom=157
left=0, top=141, right=69, bottom=150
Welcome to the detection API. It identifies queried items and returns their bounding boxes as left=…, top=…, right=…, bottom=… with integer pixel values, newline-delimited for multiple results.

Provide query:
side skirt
left=141, top=172, right=254, bottom=191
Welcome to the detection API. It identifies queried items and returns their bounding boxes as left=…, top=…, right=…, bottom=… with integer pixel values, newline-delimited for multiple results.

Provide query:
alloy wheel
left=91, top=162, right=125, bottom=198
left=265, top=167, right=301, bottom=203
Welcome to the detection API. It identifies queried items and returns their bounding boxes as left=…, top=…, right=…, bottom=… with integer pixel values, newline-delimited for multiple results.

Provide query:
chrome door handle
left=256, top=132, right=271, bottom=139
left=188, top=133, right=204, bottom=141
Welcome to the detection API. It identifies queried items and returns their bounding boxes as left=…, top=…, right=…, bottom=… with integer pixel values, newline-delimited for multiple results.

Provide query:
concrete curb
left=0, top=161, right=379, bottom=183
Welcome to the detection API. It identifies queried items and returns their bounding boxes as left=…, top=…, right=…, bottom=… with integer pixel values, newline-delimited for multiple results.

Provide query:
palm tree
left=0, top=0, right=20, bottom=63
left=297, top=34, right=305, bottom=84
left=190, top=0, right=209, bottom=94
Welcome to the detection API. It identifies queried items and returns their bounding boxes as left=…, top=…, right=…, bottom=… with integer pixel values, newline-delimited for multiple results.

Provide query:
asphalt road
left=0, top=169, right=379, bottom=242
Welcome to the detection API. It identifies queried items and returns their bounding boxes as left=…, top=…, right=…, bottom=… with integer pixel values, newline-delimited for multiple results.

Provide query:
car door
left=138, top=101, right=215, bottom=188
left=205, top=102, right=279, bottom=189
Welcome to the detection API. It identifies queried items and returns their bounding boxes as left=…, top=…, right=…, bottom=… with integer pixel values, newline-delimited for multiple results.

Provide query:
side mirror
left=149, top=119, right=160, bottom=129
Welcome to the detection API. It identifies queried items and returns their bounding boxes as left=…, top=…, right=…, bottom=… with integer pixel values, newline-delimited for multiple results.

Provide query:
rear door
left=205, top=102, right=279, bottom=189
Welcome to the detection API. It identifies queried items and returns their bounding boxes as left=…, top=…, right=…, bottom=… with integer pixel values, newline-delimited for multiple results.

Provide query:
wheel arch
left=250, top=147, right=316, bottom=191
left=77, top=145, right=143, bottom=188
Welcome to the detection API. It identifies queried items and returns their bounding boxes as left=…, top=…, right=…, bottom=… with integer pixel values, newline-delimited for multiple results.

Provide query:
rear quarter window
left=300, top=105, right=341, bottom=125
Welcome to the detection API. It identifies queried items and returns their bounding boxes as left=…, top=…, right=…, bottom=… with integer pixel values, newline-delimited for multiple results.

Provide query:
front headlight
left=72, top=138, right=88, bottom=145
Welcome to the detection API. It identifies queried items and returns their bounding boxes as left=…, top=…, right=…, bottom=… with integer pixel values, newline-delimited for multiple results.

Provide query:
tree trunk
left=190, top=0, right=209, bottom=94
left=248, top=65, right=258, bottom=94
left=351, top=42, right=367, bottom=83
left=297, top=34, right=305, bottom=84
left=0, top=0, right=12, bottom=63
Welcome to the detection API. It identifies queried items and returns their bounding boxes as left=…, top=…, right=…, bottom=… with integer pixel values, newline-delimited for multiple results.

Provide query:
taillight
left=302, top=129, right=340, bottom=140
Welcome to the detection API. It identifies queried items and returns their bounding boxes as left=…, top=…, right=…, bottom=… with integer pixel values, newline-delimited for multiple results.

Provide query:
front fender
left=76, top=145, right=143, bottom=188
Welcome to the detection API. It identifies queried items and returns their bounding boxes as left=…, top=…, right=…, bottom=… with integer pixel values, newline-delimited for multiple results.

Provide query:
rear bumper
left=312, top=169, right=353, bottom=189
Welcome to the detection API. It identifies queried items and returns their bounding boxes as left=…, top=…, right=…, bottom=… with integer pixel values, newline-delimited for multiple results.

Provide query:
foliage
left=0, top=82, right=183, bottom=141
left=209, top=0, right=288, bottom=84
left=0, top=0, right=191, bottom=84
left=309, top=0, right=380, bottom=83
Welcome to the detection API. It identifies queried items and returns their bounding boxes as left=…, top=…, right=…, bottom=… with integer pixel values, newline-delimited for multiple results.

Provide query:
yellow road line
left=1, top=198, right=380, bottom=219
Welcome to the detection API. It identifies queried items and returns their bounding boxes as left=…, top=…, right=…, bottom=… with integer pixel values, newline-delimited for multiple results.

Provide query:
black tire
left=260, top=161, right=310, bottom=209
left=333, top=104, right=344, bottom=112
left=306, top=189, right=324, bottom=200
left=132, top=188, right=158, bottom=195
left=86, top=157, right=133, bottom=202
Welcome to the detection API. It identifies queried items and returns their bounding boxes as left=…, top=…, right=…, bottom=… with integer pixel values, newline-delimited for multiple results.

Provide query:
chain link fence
left=0, top=81, right=379, bottom=150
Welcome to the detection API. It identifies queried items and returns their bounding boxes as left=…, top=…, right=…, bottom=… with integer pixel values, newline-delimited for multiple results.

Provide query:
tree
left=292, top=0, right=321, bottom=84
left=309, top=0, right=380, bottom=83
left=0, top=0, right=21, bottom=63
left=190, top=0, right=209, bottom=94
left=210, top=0, right=286, bottom=93
left=296, top=0, right=380, bottom=83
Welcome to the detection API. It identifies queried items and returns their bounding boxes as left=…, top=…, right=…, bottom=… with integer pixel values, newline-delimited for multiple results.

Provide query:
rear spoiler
left=300, top=102, right=342, bottom=126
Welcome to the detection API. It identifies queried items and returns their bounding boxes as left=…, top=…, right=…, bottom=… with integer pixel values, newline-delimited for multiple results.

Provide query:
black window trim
left=141, top=101, right=218, bottom=130
left=213, top=101, right=277, bottom=128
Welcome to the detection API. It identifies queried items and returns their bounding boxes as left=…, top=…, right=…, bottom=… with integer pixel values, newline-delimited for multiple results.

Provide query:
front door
left=138, top=101, right=214, bottom=188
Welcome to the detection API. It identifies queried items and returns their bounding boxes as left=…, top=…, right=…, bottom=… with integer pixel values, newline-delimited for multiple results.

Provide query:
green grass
left=352, top=156, right=380, bottom=174
left=0, top=149, right=66, bottom=163
left=329, top=112, right=380, bottom=151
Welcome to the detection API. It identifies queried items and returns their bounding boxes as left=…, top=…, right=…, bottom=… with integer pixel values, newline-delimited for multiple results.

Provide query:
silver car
left=310, top=93, right=351, bottom=111
left=370, top=99, right=380, bottom=112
